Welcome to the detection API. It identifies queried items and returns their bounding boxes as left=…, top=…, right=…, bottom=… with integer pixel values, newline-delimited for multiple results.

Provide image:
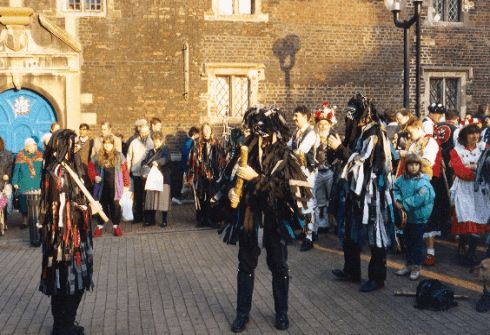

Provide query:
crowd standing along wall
left=0, top=0, right=488, bottom=150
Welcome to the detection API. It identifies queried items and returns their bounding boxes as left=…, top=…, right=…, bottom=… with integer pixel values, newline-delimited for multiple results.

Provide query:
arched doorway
left=0, top=88, right=57, bottom=153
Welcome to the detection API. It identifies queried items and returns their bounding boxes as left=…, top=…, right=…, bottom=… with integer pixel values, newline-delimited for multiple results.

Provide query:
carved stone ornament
left=462, top=0, right=475, bottom=13
left=0, top=27, right=28, bottom=51
left=11, top=72, right=23, bottom=90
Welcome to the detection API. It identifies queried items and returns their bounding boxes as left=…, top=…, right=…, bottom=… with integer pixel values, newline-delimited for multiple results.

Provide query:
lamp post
left=385, top=0, right=423, bottom=117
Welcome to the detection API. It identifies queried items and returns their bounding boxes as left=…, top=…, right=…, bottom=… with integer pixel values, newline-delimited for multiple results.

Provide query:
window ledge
left=204, top=115, right=244, bottom=125
left=204, top=13, right=268, bottom=23
left=57, top=10, right=106, bottom=18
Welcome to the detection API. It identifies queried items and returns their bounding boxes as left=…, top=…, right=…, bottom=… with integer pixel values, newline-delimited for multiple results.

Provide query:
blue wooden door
left=0, top=89, right=57, bottom=153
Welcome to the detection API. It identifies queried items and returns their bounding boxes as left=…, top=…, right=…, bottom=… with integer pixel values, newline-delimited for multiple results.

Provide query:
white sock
left=113, top=225, right=118, bottom=228
left=427, top=248, right=435, bottom=256
left=97, top=225, right=103, bottom=229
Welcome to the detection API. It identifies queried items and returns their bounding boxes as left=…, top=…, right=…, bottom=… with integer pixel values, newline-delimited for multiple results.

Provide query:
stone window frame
left=56, top=0, right=107, bottom=17
left=205, top=0, right=269, bottom=23
left=426, top=0, right=473, bottom=26
left=422, top=66, right=472, bottom=117
left=202, top=63, right=265, bottom=124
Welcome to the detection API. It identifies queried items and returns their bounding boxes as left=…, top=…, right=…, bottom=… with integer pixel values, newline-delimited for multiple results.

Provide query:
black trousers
left=51, top=290, right=84, bottom=330
left=343, top=237, right=386, bottom=283
left=132, top=176, right=146, bottom=222
left=236, top=223, right=289, bottom=316
left=101, top=199, right=122, bottom=226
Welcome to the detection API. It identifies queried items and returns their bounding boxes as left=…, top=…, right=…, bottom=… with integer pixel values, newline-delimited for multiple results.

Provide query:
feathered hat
left=242, top=106, right=290, bottom=141
left=313, top=101, right=338, bottom=125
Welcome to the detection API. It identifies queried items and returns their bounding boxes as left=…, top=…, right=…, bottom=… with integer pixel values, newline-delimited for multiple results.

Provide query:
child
left=89, top=135, right=130, bottom=237
left=394, top=153, right=435, bottom=280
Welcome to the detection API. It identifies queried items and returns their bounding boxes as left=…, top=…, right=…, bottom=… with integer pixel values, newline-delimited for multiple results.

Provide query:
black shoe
left=51, top=324, right=84, bottom=335
left=359, top=280, right=384, bottom=292
left=275, top=312, right=289, bottom=330
left=300, top=239, right=313, bottom=252
left=331, top=269, right=360, bottom=283
left=144, top=221, right=155, bottom=227
left=159, top=221, right=167, bottom=228
left=476, top=292, right=490, bottom=313
left=231, top=314, right=249, bottom=333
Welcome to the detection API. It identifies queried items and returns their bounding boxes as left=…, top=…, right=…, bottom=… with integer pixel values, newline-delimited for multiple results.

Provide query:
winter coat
left=394, top=174, right=435, bottom=224
left=88, top=152, right=130, bottom=201
left=142, top=146, right=172, bottom=185
left=11, top=149, right=43, bottom=193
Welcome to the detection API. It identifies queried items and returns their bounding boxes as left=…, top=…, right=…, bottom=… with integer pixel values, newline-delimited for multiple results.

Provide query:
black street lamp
left=385, top=0, right=423, bottom=117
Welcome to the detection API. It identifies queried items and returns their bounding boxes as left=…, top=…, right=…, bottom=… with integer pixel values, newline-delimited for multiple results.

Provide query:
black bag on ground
left=415, top=279, right=457, bottom=311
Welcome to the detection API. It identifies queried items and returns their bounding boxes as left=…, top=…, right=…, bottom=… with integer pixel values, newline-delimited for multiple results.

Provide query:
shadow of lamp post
left=384, top=0, right=423, bottom=117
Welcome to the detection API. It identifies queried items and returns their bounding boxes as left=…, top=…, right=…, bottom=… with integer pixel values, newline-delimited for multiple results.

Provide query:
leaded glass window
left=218, top=0, right=253, bottom=15
left=430, top=77, right=460, bottom=113
left=214, top=76, right=250, bottom=118
left=433, top=0, right=461, bottom=22
left=66, top=0, right=102, bottom=12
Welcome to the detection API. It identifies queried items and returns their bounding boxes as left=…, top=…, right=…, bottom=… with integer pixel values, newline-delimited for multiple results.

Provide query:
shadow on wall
left=273, top=34, right=301, bottom=105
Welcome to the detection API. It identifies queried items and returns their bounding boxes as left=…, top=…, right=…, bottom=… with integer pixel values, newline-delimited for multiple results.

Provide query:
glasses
left=80, top=128, right=88, bottom=131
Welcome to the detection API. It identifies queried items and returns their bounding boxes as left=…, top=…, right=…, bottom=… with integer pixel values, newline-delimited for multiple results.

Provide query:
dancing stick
left=231, top=146, right=248, bottom=209
left=61, top=162, right=110, bottom=223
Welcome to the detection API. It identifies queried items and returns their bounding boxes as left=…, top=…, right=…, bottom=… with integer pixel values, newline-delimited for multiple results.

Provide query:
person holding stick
left=39, top=129, right=106, bottom=335
left=222, top=107, right=312, bottom=332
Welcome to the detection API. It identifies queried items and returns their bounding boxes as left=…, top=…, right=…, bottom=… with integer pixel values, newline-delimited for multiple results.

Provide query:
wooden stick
left=231, top=146, right=248, bottom=209
left=61, top=162, right=110, bottom=223
left=394, top=290, right=469, bottom=299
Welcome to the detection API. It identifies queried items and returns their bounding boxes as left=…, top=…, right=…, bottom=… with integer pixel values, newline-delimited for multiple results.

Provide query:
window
left=206, top=0, right=268, bottom=22
left=214, top=76, right=250, bottom=118
left=430, top=77, right=460, bottom=112
left=203, top=63, right=265, bottom=123
left=423, top=67, right=472, bottom=117
left=60, top=0, right=105, bottom=15
left=433, top=0, right=461, bottom=22
left=218, top=0, right=252, bottom=15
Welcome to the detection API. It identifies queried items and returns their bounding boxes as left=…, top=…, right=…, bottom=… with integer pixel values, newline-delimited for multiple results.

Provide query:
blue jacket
left=394, top=174, right=435, bottom=224
left=180, top=137, right=194, bottom=171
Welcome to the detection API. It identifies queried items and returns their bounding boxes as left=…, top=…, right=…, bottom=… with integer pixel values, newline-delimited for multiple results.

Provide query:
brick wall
left=2, top=0, right=489, bottom=150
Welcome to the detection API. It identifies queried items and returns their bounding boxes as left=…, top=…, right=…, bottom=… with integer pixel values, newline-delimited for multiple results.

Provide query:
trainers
left=409, top=268, right=420, bottom=281
left=113, top=226, right=123, bottom=237
left=395, top=267, right=410, bottom=276
left=93, top=227, right=103, bottom=238
left=171, top=197, right=182, bottom=205
left=423, top=255, right=436, bottom=266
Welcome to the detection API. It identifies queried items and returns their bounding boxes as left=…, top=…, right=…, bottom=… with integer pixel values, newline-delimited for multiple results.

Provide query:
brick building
left=0, top=0, right=485, bottom=151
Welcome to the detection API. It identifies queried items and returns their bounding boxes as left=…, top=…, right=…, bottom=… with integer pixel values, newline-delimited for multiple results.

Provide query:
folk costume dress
left=338, top=118, right=394, bottom=286
left=188, top=137, right=225, bottom=226
left=220, top=107, right=312, bottom=331
left=289, top=123, right=317, bottom=245
left=39, top=130, right=94, bottom=333
left=12, top=149, right=43, bottom=214
left=450, top=142, right=490, bottom=235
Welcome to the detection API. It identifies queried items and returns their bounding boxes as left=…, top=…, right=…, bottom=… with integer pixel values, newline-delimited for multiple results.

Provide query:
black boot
left=272, top=274, right=289, bottom=331
left=300, top=238, right=313, bottom=252
left=466, top=235, right=480, bottom=267
left=144, top=210, right=155, bottom=226
left=160, top=211, right=168, bottom=228
left=477, top=289, right=490, bottom=313
left=231, top=271, right=254, bottom=333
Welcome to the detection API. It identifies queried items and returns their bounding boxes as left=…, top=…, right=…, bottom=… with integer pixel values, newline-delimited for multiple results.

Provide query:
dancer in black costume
left=220, top=107, right=312, bottom=332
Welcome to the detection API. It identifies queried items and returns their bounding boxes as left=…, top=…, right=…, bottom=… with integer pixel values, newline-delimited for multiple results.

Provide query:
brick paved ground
left=1, top=204, right=490, bottom=335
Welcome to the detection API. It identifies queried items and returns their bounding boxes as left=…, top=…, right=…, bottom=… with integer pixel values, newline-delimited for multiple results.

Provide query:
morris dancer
left=222, top=107, right=312, bottom=332
left=332, top=94, right=394, bottom=292
left=39, top=129, right=101, bottom=335
left=289, top=105, right=317, bottom=251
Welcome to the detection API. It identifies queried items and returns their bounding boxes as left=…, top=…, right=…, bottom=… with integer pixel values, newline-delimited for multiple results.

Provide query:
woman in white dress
left=450, top=123, right=490, bottom=265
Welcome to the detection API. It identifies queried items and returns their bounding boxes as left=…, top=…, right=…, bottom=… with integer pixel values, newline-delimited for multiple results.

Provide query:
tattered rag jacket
left=39, top=162, right=94, bottom=296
